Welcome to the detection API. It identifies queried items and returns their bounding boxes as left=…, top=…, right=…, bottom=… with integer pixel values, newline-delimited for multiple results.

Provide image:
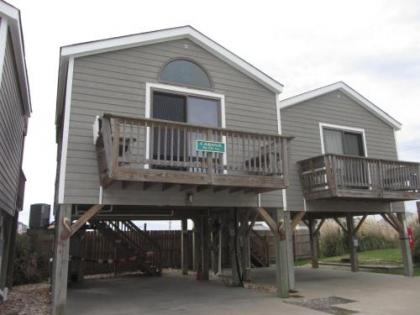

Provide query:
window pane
left=152, top=92, right=187, bottom=163
left=160, top=60, right=212, bottom=89
left=152, top=92, right=186, bottom=122
left=187, top=97, right=219, bottom=127
left=323, top=128, right=344, bottom=154
left=343, top=132, right=364, bottom=156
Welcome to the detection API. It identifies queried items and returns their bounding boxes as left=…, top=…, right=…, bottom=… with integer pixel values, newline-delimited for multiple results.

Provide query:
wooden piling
left=274, top=208, right=289, bottom=298
left=52, top=204, right=72, bottom=315
left=284, top=211, right=295, bottom=290
left=397, top=212, right=414, bottom=277
left=308, top=219, right=319, bottom=269
left=346, top=214, right=358, bottom=272
left=181, top=218, right=188, bottom=275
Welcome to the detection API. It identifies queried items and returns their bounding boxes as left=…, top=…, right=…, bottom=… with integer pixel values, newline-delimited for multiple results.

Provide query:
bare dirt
left=0, top=282, right=51, bottom=315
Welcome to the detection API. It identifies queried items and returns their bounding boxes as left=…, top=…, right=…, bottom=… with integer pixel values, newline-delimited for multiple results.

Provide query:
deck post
left=397, top=212, right=414, bottom=277
left=52, top=204, right=72, bottom=315
left=308, top=219, right=319, bottom=269
left=193, top=218, right=202, bottom=279
left=201, top=215, right=210, bottom=281
left=192, top=220, right=198, bottom=272
left=229, top=209, right=241, bottom=286
left=346, top=214, right=358, bottom=272
left=240, top=210, right=250, bottom=281
left=217, top=223, right=223, bottom=274
left=181, top=218, right=188, bottom=275
left=284, top=211, right=295, bottom=290
left=0, top=213, right=13, bottom=300
left=274, top=208, right=289, bottom=298
left=417, top=201, right=420, bottom=225
left=5, top=212, right=18, bottom=289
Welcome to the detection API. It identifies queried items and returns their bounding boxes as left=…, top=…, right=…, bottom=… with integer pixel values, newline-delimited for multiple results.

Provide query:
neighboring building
left=0, top=1, right=31, bottom=303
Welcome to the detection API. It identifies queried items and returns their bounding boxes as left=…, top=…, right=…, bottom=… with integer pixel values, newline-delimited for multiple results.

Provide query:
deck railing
left=298, top=154, right=420, bottom=200
left=96, top=114, right=292, bottom=191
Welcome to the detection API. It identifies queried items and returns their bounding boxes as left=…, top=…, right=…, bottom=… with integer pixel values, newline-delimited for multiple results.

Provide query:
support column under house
left=273, top=208, right=290, bottom=298
left=52, top=204, right=72, bottom=315
left=346, top=214, right=359, bottom=272
left=397, top=213, right=414, bottom=277
left=181, top=218, right=188, bottom=275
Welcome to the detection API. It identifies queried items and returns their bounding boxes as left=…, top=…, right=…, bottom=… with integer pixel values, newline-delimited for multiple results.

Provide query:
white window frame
left=319, top=122, right=372, bottom=190
left=144, top=82, right=227, bottom=170
left=319, top=122, right=368, bottom=157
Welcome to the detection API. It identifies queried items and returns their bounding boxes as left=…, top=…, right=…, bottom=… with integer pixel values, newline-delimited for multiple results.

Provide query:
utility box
left=29, top=203, right=51, bottom=229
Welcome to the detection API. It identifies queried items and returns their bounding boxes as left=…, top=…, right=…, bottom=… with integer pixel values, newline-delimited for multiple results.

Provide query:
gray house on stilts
left=52, top=26, right=419, bottom=315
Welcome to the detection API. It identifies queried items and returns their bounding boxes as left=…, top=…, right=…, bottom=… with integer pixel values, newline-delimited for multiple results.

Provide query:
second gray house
left=279, top=82, right=418, bottom=274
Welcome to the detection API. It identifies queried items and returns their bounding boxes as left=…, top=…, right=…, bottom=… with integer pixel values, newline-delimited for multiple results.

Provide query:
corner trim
left=0, top=19, right=8, bottom=86
left=58, top=57, right=74, bottom=204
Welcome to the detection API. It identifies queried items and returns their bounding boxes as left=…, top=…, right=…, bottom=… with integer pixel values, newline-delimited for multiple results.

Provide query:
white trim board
left=278, top=81, right=401, bottom=130
left=144, top=82, right=227, bottom=168
left=58, top=57, right=74, bottom=204
left=276, top=92, right=288, bottom=211
left=61, top=26, right=283, bottom=94
left=319, top=122, right=368, bottom=157
left=0, top=18, right=8, bottom=86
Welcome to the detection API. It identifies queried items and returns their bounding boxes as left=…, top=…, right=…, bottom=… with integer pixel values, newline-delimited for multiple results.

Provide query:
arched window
left=159, top=59, right=212, bottom=89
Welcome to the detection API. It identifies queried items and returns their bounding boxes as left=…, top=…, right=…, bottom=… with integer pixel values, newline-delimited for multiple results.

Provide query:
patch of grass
left=321, top=248, right=402, bottom=266
left=294, top=259, right=311, bottom=266
left=319, top=248, right=420, bottom=277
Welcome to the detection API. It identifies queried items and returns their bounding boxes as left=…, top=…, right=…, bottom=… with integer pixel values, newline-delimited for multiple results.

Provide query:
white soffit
left=278, top=81, right=401, bottom=130
left=60, top=25, right=284, bottom=93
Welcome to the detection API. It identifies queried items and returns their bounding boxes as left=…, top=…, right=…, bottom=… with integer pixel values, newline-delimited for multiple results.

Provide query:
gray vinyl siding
left=0, top=34, right=25, bottom=216
left=281, top=90, right=404, bottom=212
left=62, top=38, right=282, bottom=206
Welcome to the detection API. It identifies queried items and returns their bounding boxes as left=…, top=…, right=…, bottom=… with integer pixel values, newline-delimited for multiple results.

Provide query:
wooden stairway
left=250, top=229, right=270, bottom=267
left=91, top=220, right=162, bottom=275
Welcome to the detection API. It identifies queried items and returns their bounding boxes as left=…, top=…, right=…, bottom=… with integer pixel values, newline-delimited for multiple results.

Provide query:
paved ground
left=250, top=266, right=420, bottom=315
left=67, top=267, right=420, bottom=315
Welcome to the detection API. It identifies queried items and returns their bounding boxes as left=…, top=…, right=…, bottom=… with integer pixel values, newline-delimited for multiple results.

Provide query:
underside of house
left=51, top=26, right=419, bottom=315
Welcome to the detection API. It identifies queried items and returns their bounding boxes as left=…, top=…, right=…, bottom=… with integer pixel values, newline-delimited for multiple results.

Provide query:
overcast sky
left=13, top=0, right=420, bottom=226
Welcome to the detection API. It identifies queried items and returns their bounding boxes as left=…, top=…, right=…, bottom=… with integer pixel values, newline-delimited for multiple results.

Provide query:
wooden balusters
left=298, top=153, right=420, bottom=200
left=97, top=114, right=291, bottom=191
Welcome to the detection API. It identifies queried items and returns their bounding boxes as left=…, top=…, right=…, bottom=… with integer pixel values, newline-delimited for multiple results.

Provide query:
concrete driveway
left=67, top=267, right=420, bottom=315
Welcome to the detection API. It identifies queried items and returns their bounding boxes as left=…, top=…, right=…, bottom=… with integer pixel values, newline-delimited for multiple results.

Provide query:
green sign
left=195, top=140, right=225, bottom=153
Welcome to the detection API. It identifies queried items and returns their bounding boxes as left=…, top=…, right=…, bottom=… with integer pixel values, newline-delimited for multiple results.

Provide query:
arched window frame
left=158, top=58, right=214, bottom=90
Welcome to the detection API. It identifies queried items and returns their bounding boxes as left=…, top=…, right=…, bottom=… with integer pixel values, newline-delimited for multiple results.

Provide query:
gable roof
left=0, top=0, right=31, bottom=115
left=278, top=81, right=401, bottom=130
left=56, top=26, right=284, bottom=127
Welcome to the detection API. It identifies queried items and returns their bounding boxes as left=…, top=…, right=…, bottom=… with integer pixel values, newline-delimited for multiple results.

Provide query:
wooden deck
left=298, top=154, right=420, bottom=201
left=95, top=114, right=292, bottom=193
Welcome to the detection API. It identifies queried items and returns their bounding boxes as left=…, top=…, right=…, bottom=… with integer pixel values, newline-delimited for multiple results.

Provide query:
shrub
left=13, top=233, right=47, bottom=285
left=320, top=218, right=399, bottom=258
left=357, top=219, right=398, bottom=251
left=320, top=221, right=346, bottom=257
